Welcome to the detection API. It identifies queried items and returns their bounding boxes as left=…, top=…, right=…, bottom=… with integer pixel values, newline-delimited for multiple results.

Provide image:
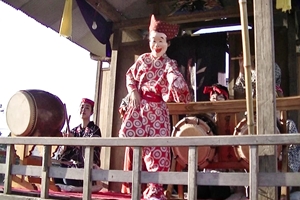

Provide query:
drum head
left=6, top=91, right=36, bottom=136
left=233, top=118, right=282, bottom=168
left=172, top=116, right=216, bottom=169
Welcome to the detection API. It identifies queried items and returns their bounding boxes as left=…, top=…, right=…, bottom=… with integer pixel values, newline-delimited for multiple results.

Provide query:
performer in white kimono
left=119, top=15, right=190, bottom=200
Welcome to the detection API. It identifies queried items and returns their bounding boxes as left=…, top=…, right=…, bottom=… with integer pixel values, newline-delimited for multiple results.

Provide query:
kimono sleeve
left=233, top=74, right=247, bottom=94
left=164, top=60, right=190, bottom=103
left=233, top=73, right=256, bottom=94
left=126, top=56, right=143, bottom=94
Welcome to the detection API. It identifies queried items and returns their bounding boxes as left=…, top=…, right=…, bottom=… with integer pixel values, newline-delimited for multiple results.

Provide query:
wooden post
left=298, top=55, right=300, bottom=129
left=287, top=12, right=299, bottom=125
left=131, top=147, right=141, bottom=200
left=253, top=0, right=278, bottom=199
left=249, top=145, right=258, bottom=199
left=188, top=146, right=197, bottom=200
left=166, top=114, right=180, bottom=198
left=83, top=146, right=93, bottom=200
left=280, top=111, right=289, bottom=199
left=94, top=61, right=103, bottom=126
left=99, top=30, right=122, bottom=178
left=40, top=145, right=50, bottom=199
left=4, top=144, right=13, bottom=194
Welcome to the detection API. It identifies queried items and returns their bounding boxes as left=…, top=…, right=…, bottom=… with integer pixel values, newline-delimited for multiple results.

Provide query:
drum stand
left=12, top=143, right=60, bottom=192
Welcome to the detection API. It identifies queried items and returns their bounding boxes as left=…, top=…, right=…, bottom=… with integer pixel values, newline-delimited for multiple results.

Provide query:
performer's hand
left=130, top=90, right=141, bottom=109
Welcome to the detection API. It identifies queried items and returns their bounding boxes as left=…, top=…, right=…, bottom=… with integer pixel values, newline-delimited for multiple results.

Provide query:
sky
left=0, top=1, right=98, bottom=136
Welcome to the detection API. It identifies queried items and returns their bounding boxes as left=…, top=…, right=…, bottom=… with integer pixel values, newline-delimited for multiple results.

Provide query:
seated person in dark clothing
left=54, top=98, right=102, bottom=188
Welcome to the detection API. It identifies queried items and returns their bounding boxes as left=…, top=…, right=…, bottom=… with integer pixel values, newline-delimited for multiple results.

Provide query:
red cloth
left=121, top=147, right=147, bottom=194
left=81, top=98, right=94, bottom=107
left=141, top=91, right=163, bottom=102
left=203, top=85, right=229, bottom=100
left=149, top=15, right=179, bottom=40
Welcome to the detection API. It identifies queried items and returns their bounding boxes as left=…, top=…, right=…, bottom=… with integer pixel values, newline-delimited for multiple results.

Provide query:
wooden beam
left=147, top=0, right=176, bottom=4
left=180, top=17, right=254, bottom=31
left=113, top=6, right=253, bottom=30
left=0, top=134, right=300, bottom=147
left=254, top=0, right=277, bottom=199
left=167, top=96, right=300, bottom=115
left=86, top=0, right=126, bottom=22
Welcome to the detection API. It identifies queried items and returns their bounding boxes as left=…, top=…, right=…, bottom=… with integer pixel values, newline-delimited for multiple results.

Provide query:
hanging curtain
left=76, top=0, right=113, bottom=57
left=276, top=0, right=292, bottom=12
left=59, top=0, right=73, bottom=38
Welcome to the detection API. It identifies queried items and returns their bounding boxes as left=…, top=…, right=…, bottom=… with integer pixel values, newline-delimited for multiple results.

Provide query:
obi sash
left=141, top=91, right=163, bottom=102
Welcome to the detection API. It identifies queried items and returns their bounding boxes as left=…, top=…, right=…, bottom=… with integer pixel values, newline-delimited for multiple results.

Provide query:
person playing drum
left=233, top=55, right=300, bottom=172
left=203, top=83, right=250, bottom=198
left=233, top=55, right=300, bottom=197
left=233, top=52, right=282, bottom=98
left=119, top=15, right=190, bottom=200
left=203, top=83, right=229, bottom=102
left=54, top=98, right=102, bottom=188
left=203, top=83, right=229, bottom=121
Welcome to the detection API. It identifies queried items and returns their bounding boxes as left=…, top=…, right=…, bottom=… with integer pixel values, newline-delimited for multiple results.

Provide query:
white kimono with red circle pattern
left=119, top=53, right=190, bottom=199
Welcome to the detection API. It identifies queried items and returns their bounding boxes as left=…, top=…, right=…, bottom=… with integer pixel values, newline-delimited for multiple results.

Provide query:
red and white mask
left=148, top=15, right=179, bottom=58
left=149, top=31, right=168, bottom=58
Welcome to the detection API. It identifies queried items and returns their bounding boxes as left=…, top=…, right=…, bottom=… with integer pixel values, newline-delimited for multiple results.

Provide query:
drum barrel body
left=233, top=118, right=282, bottom=169
left=6, top=90, right=65, bottom=137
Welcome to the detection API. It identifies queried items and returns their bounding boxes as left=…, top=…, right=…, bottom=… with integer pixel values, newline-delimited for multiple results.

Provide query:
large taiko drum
left=233, top=118, right=282, bottom=169
left=6, top=90, right=65, bottom=137
left=171, top=115, right=217, bottom=169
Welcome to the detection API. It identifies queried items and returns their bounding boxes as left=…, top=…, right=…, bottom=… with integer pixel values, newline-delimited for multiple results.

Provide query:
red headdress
left=149, top=14, right=179, bottom=40
left=81, top=98, right=94, bottom=107
left=203, top=84, right=229, bottom=100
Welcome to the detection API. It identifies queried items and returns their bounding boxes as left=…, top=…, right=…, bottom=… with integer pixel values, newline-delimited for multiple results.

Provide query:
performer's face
left=210, top=93, right=226, bottom=102
left=149, top=31, right=168, bottom=58
left=80, top=103, right=93, bottom=119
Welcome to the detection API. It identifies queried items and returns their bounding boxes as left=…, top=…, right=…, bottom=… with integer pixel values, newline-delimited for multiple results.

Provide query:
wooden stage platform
left=0, top=186, right=133, bottom=200
left=0, top=185, right=251, bottom=200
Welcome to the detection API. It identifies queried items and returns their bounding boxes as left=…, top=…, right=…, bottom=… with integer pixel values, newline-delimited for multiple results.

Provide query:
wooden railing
left=167, top=96, right=300, bottom=114
left=0, top=135, right=299, bottom=200
left=0, top=96, right=300, bottom=200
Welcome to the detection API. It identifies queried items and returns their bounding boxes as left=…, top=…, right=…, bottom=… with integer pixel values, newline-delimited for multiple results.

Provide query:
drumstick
left=63, top=103, right=71, bottom=134
left=231, top=55, right=255, bottom=60
left=231, top=57, right=242, bottom=60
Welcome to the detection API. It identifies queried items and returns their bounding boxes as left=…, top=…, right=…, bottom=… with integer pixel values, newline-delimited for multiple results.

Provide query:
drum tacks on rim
left=171, top=115, right=217, bottom=169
